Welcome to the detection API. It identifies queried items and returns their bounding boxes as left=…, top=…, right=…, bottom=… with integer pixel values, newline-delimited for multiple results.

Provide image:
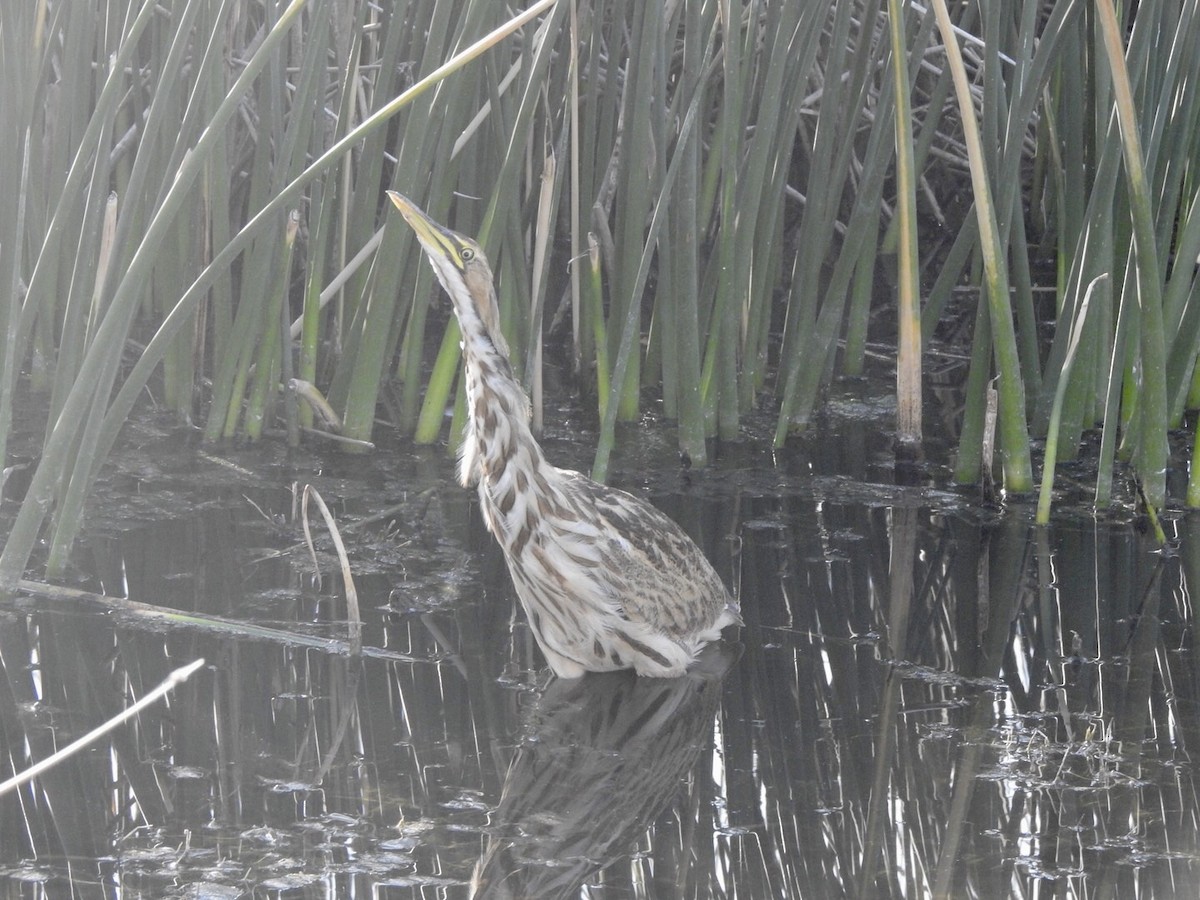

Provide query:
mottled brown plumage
left=387, top=191, right=740, bottom=677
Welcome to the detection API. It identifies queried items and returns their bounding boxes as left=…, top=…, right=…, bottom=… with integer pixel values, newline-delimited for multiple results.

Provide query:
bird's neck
left=456, top=322, right=548, bottom=496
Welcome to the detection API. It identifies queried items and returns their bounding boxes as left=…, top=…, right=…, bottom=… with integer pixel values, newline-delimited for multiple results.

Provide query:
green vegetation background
left=1, top=0, right=1198, bottom=581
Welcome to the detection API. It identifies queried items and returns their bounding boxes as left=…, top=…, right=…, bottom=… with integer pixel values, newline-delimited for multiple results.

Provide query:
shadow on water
left=1, top=403, right=1198, bottom=898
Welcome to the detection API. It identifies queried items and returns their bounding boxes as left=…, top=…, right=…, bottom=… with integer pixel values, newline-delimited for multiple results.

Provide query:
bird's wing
left=547, top=469, right=731, bottom=636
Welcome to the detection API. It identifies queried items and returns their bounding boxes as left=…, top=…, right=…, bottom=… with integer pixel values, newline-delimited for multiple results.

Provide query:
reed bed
left=2, top=0, right=1198, bottom=580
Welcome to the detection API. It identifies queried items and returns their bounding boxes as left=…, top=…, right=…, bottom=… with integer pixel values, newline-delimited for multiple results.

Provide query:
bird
left=386, top=191, right=740, bottom=678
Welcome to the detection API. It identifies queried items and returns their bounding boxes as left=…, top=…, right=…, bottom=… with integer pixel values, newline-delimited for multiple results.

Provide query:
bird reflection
left=471, top=642, right=739, bottom=899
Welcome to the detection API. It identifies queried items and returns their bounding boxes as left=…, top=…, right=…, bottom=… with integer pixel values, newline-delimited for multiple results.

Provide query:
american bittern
left=387, top=192, right=740, bottom=678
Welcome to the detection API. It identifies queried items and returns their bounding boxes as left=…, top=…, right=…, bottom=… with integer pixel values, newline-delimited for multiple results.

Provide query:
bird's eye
left=460, top=247, right=475, bottom=262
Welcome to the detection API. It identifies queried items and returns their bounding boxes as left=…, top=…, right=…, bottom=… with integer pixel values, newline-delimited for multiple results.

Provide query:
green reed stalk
left=1166, top=188, right=1200, bottom=424
left=1145, top=9, right=1200, bottom=429
left=1038, top=276, right=1103, bottom=523
left=586, top=236, right=610, bottom=423
left=0, top=132, right=31, bottom=482
left=670, top=1, right=708, bottom=465
left=49, top=150, right=116, bottom=434
left=415, top=321, right=464, bottom=445
left=158, top=209, right=197, bottom=420
left=930, top=0, right=1033, bottom=492
left=608, top=0, right=659, bottom=424
left=886, top=0, right=921, bottom=444
left=648, top=0, right=714, bottom=453
left=298, top=181, right=331, bottom=431
left=246, top=213, right=300, bottom=441
left=1095, top=0, right=1168, bottom=507
left=843, top=202, right=882, bottom=377
left=953, top=292, right=991, bottom=485
left=643, top=8, right=673, bottom=413
left=649, top=204, right=676, bottom=421
left=564, top=0, right=583, bottom=382
left=528, top=154, right=558, bottom=435
left=704, top=0, right=745, bottom=440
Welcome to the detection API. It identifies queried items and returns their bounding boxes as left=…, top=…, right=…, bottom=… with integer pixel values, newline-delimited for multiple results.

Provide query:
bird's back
left=552, top=470, right=735, bottom=633
left=480, top=464, right=739, bottom=678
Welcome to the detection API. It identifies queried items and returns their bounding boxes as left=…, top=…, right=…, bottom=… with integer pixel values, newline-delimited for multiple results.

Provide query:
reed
left=887, top=0, right=922, bottom=444
left=4, top=0, right=1200, bottom=582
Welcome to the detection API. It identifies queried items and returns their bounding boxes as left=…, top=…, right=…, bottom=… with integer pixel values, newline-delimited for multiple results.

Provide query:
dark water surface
left=1, top=405, right=1197, bottom=898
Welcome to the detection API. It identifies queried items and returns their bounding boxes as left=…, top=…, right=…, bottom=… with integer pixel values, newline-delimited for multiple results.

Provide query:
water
left=1, top=403, right=1197, bottom=898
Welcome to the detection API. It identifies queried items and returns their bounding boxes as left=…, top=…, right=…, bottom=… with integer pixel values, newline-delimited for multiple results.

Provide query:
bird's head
left=386, top=191, right=505, bottom=354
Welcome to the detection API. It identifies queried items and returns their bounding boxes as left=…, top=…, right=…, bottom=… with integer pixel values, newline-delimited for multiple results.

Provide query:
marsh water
left=1, top=388, right=1198, bottom=899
